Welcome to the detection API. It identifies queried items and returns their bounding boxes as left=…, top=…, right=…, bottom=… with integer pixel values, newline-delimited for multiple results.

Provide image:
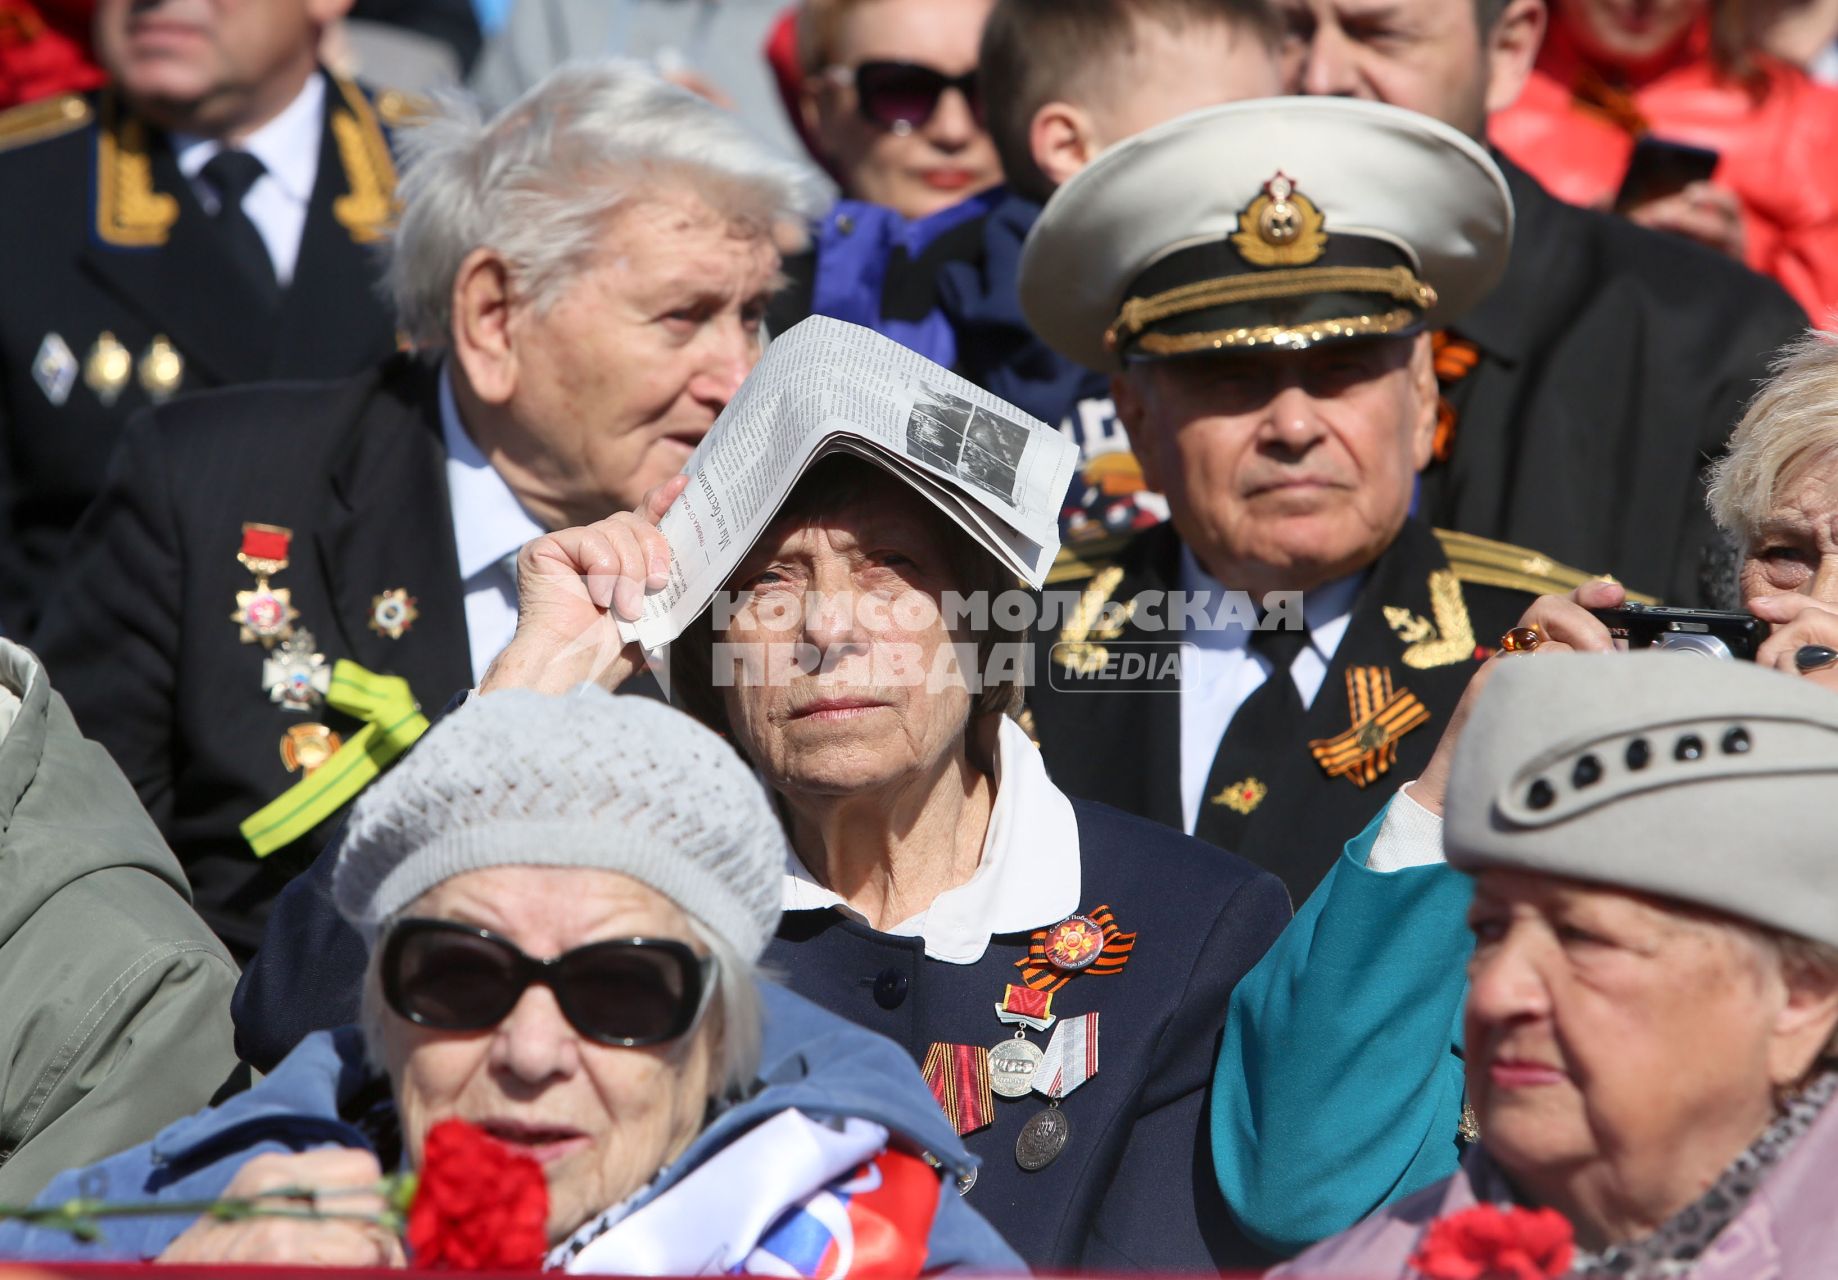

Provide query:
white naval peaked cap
left=1019, top=96, right=1514, bottom=372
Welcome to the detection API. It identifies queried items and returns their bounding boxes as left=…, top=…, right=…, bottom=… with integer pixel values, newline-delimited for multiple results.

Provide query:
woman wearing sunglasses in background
left=776, top=0, right=1009, bottom=372
left=796, top=0, right=1002, bottom=217
left=0, top=692, right=1021, bottom=1273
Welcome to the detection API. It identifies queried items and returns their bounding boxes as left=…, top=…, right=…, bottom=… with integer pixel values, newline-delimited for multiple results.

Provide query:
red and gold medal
left=231, top=523, right=299, bottom=648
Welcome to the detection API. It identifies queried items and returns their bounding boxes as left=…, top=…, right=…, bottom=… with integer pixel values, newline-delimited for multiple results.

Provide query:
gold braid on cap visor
left=1105, top=265, right=1438, bottom=355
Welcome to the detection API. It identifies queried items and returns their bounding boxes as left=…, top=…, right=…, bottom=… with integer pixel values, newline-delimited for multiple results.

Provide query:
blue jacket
left=803, top=188, right=1110, bottom=438
left=1210, top=803, right=1473, bottom=1257
left=0, top=984, right=1023, bottom=1272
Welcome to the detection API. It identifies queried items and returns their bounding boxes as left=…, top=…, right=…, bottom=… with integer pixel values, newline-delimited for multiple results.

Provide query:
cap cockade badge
left=1232, top=172, right=1328, bottom=268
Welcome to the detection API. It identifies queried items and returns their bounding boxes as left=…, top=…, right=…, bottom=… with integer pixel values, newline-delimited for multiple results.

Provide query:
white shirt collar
left=172, top=73, right=325, bottom=204
left=440, top=364, right=546, bottom=582
left=780, top=717, right=1082, bottom=964
left=1175, top=543, right=1363, bottom=662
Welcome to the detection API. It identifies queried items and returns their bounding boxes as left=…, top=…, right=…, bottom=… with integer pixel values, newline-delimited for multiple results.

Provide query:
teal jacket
left=1210, top=803, right=1474, bottom=1257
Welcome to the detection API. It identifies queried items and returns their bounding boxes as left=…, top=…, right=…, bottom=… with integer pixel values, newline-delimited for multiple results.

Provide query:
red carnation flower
left=1410, top=1203, right=1574, bottom=1280
left=408, top=1118, right=550, bottom=1271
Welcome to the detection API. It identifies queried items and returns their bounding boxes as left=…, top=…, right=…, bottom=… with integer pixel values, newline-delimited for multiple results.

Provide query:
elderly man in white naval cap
left=1008, top=96, right=1654, bottom=1258
left=1021, top=97, right=1634, bottom=906
left=1281, top=653, right=1838, bottom=1278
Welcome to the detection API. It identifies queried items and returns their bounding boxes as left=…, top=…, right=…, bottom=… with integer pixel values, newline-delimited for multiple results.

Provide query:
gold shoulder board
left=374, top=88, right=432, bottom=129
left=1432, top=528, right=1659, bottom=604
left=0, top=93, right=91, bottom=153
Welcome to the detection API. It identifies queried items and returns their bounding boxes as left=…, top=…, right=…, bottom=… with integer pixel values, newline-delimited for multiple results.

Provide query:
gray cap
left=333, top=689, right=788, bottom=958
left=1446, top=654, right=1838, bottom=947
left=1019, top=96, right=1513, bottom=372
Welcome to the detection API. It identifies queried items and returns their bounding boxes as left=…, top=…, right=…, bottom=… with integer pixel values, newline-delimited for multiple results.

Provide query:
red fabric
left=1490, top=5, right=1838, bottom=320
left=821, top=1150, right=940, bottom=1279
left=406, top=1119, right=549, bottom=1271
left=0, top=0, right=104, bottom=110
left=763, top=4, right=834, bottom=173
left=240, top=527, right=292, bottom=563
left=1408, top=1204, right=1574, bottom=1280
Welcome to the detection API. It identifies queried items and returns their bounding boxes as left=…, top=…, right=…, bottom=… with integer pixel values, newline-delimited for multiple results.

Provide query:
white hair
left=1706, top=329, right=1838, bottom=554
left=361, top=909, right=766, bottom=1105
left=383, top=60, right=826, bottom=348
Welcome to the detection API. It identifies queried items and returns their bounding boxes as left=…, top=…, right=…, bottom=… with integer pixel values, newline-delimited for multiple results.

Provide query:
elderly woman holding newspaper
left=0, top=691, right=1020, bottom=1272
left=477, top=317, right=1293, bottom=1271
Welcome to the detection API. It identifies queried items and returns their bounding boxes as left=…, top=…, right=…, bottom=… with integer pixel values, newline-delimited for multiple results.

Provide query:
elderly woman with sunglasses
left=0, top=692, right=1021, bottom=1272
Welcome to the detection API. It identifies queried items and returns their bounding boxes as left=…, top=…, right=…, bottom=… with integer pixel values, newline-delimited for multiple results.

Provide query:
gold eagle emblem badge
left=1231, top=173, right=1329, bottom=268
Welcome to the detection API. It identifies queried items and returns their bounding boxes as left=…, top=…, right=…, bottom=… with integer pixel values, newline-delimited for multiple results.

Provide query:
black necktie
left=1192, top=614, right=1311, bottom=856
left=201, top=149, right=280, bottom=309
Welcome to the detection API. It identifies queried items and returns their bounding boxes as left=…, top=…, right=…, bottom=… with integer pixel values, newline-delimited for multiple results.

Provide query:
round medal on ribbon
left=988, top=1037, right=1043, bottom=1098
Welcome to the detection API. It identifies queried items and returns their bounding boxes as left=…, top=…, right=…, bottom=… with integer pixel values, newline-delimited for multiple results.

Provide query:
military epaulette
left=0, top=93, right=90, bottom=154
left=1433, top=528, right=1659, bottom=604
left=1046, top=535, right=1127, bottom=586
left=373, top=88, right=432, bottom=129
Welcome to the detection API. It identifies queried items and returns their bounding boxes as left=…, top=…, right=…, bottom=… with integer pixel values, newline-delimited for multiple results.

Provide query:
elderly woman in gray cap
left=0, top=692, right=1019, bottom=1272
left=1279, top=654, right=1838, bottom=1278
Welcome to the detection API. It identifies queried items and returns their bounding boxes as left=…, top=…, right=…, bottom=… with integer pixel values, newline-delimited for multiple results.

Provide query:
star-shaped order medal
left=369, top=588, right=419, bottom=639
left=231, top=523, right=299, bottom=648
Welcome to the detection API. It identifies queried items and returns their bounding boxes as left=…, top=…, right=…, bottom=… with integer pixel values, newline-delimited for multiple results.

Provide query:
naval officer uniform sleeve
left=32, top=408, right=185, bottom=832
left=1209, top=792, right=1472, bottom=1257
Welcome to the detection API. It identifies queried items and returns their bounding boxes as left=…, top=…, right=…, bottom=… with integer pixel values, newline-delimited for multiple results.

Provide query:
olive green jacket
left=0, top=640, right=239, bottom=1201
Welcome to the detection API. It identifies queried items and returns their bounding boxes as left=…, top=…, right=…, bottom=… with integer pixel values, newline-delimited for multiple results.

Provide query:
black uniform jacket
left=32, top=356, right=474, bottom=954
left=0, top=74, right=409, bottom=634
left=766, top=799, right=1289, bottom=1271
left=1028, top=518, right=1612, bottom=906
left=1423, top=159, right=1807, bottom=606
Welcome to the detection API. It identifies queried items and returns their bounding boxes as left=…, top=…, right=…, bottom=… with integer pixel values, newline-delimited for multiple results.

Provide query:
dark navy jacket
left=234, top=796, right=1288, bottom=1271
left=763, top=799, right=1288, bottom=1272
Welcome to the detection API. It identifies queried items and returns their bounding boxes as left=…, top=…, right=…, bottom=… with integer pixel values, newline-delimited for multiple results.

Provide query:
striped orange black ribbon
left=1015, top=905, right=1136, bottom=994
left=1431, top=331, right=1480, bottom=464
left=921, top=1042, right=994, bottom=1136
left=1308, top=666, right=1431, bottom=788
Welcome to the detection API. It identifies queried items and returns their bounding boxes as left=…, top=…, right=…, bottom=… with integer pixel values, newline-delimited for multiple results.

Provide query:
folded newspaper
left=617, top=317, right=1080, bottom=651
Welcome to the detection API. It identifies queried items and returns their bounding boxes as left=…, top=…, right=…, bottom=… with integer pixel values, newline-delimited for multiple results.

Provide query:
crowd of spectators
left=2, top=0, right=1838, bottom=1276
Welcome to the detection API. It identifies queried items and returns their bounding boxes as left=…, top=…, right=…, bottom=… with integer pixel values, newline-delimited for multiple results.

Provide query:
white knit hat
left=332, top=689, right=788, bottom=959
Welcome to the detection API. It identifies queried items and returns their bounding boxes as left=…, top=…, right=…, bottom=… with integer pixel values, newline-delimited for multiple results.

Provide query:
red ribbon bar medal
left=995, top=983, right=1055, bottom=1032
left=921, top=1042, right=994, bottom=1137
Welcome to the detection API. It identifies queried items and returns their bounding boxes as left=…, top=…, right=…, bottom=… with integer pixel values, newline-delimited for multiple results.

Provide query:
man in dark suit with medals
left=0, top=0, right=426, bottom=635
left=1018, top=97, right=1634, bottom=907
left=1278, top=0, right=1808, bottom=606
left=30, top=63, right=821, bottom=958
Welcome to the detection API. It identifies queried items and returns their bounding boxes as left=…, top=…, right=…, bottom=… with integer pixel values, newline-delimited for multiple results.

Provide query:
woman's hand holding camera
left=1749, top=593, right=1838, bottom=690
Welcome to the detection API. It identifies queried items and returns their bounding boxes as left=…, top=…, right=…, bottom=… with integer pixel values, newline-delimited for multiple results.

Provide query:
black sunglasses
left=829, top=60, right=984, bottom=134
left=380, top=918, right=715, bottom=1048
